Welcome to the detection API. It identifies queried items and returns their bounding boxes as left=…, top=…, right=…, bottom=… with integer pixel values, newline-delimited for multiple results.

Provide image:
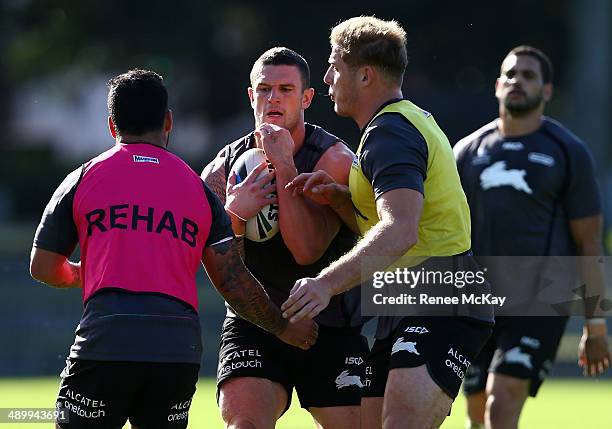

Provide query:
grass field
left=0, top=377, right=610, bottom=428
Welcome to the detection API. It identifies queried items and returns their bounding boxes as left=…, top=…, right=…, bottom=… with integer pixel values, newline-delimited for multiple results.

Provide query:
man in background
left=454, top=46, right=610, bottom=429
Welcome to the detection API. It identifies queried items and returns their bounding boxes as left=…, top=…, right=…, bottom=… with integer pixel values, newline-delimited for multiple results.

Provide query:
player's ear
left=302, top=87, right=314, bottom=110
left=248, top=87, right=255, bottom=107
left=163, top=110, right=173, bottom=133
left=359, top=66, right=374, bottom=87
left=542, top=83, right=553, bottom=103
left=494, top=78, right=503, bottom=99
left=108, top=116, right=117, bottom=139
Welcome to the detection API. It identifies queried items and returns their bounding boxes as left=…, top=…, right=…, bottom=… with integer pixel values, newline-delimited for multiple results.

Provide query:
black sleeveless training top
left=223, top=123, right=364, bottom=327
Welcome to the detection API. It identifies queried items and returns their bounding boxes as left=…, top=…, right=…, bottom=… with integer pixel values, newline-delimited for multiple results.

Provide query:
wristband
left=225, top=205, right=247, bottom=222
left=586, top=318, right=607, bottom=326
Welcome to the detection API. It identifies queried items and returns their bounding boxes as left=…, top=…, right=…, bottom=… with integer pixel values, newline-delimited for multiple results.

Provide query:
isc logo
left=404, top=326, right=429, bottom=334
left=345, top=357, right=364, bottom=366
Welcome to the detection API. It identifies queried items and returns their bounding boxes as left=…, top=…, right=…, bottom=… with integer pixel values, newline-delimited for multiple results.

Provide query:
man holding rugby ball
left=201, top=47, right=368, bottom=429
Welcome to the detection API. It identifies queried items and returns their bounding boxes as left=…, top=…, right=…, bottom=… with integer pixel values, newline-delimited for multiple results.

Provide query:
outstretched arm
left=202, top=237, right=286, bottom=334
left=282, top=188, right=422, bottom=322
left=202, top=237, right=317, bottom=348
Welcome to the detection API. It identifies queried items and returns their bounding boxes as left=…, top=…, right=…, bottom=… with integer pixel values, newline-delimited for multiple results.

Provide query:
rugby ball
left=229, top=148, right=279, bottom=242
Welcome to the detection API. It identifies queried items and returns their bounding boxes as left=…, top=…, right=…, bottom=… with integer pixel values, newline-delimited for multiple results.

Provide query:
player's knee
left=311, top=406, right=360, bottom=429
left=220, top=395, right=275, bottom=429
left=221, top=404, right=270, bottom=429
left=485, top=389, right=524, bottom=427
left=487, top=376, right=528, bottom=400
left=382, top=412, right=415, bottom=429
left=223, top=415, right=258, bottom=429
left=383, top=413, right=439, bottom=429
left=382, top=402, right=435, bottom=429
left=383, top=400, right=414, bottom=428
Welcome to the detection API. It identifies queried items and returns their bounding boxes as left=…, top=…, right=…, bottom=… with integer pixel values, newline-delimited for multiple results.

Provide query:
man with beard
left=454, top=46, right=610, bottom=429
left=201, top=47, right=367, bottom=429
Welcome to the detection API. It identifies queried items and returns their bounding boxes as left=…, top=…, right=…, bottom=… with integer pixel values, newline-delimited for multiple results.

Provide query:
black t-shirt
left=33, top=159, right=233, bottom=364
left=455, top=117, right=601, bottom=257
left=360, top=111, right=429, bottom=199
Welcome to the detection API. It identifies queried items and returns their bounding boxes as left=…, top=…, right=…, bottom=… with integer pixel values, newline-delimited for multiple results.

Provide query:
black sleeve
left=453, top=137, right=471, bottom=178
left=33, top=167, right=82, bottom=257
left=360, top=114, right=428, bottom=200
left=563, top=141, right=601, bottom=219
left=202, top=181, right=234, bottom=247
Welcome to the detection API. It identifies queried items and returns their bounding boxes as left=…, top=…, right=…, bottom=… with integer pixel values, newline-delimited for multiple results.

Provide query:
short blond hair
left=330, top=16, right=408, bottom=84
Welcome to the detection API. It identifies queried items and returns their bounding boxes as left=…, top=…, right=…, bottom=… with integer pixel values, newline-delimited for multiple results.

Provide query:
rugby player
left=30, top=69, right=316, bottom=429
left=282, top=17, right=494, bottom=429
left=201, top=48, right=368, bottom=429
left=454, top=46, right=610, bottom=429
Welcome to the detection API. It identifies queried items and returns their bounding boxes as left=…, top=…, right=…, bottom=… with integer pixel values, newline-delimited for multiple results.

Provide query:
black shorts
left=463, top=316, right=568, bottom=397
left=217, top=316, right=369, bottom=411
left=363, top=316, right=493, bottom=400
left=55, top=358, right=199, bottom=429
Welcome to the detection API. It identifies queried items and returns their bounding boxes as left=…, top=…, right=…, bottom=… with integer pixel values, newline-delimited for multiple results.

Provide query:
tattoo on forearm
left=202, top=159, right=227, bottom=205
left=234, top=235, right=245, bottom=260
left=211, top=239, right=286, bottom=335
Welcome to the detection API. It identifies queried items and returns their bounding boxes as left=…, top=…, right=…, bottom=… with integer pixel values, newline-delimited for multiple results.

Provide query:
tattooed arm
left=202, top=236, right=284, bottom=334
left=201, top=147, right=246, bottom=237
left=202, top=236, right=318, bottom=348
left=201, top=147, right=228, bottom=204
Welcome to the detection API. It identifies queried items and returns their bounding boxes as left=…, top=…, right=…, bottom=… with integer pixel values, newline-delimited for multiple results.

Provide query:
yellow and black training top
left=349, top=98, right=471, bottom=266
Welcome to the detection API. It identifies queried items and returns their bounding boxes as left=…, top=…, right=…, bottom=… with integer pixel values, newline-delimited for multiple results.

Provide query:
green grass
left=0, top=377, right=610, bottom=428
